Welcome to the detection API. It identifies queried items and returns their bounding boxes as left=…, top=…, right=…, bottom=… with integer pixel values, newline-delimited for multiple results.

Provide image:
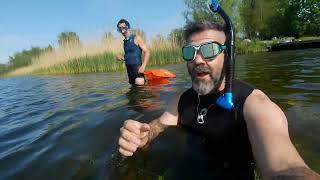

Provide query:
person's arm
left=145, top=94, right=180, bottom=144
left=244, top=90, right=320, bottom=180
left=118, top=93, right=180, bottom=156
left=135, top=35, right=150, bottom=73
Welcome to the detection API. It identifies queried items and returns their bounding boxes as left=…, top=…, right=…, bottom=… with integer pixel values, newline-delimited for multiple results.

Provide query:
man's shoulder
left=132, top=34, right=143, bottom=45
left=243, top=89, right=285, bottom=130
left=247, top=88, right=269, bottom=100
left=244, top=89, right=271, bottom=110
left=247, top=89, right=270, bottom=102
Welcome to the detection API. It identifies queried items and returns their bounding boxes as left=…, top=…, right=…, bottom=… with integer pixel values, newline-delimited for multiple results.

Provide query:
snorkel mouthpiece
left=208, top=0, right=235, bottom=110
left=216, top=92, right=234, bottom=109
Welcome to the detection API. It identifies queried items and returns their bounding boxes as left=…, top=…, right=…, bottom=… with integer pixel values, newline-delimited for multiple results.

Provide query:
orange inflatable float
left=143, top=69, right=176, bottom=79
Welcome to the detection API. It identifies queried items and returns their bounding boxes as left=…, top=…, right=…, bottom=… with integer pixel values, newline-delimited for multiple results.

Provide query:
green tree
left=184, top=0, right=242, bottom=32
left=7, top=47, right=41, bottom=70
left=239, top=0, right=255, bottom=38
left=58, top=31, right=81, bottom=48
left=305, top=0, right=320, bottom=36
left=240, top=0, right=320, bottom=39
left=6, top=45, right=53, bottom=71
left=0, top=63, right=7, bottom=74
left=284, top=0, right=320, bottom=37
left=240, top=0, right=278, bottom=39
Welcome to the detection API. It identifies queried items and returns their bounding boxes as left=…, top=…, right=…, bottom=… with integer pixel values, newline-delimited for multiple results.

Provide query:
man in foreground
left=118, top=22, right=320, bottom=179
left=116, top=19, right=150, bottom=85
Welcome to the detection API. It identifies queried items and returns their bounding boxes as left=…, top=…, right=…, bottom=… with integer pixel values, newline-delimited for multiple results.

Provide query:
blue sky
left=0, top=0, right=186, bottom=63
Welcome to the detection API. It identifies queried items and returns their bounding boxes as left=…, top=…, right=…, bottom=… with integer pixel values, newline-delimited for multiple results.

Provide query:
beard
left=188, top=64, right=222, bottom=95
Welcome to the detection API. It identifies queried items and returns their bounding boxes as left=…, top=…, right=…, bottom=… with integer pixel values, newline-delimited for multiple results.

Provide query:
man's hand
left=116, top=54, right=125, bottom=61
left=138, top=65, right=146, bottom=74
left=118, top=120, right=150, bottom=156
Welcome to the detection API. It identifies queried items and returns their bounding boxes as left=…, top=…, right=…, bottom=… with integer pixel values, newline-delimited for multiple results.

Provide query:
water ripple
left=0, top=49, right=320, bottom=179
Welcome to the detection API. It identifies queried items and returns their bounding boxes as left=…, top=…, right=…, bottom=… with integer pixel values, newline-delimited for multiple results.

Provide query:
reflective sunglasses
left=182, top=41, right=226, bottom=62
left=117, top=26, right=129, bottom=33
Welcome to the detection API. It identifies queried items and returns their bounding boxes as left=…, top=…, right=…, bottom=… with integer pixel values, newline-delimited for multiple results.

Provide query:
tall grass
left=6, top=34, right=271, bottom=76
left=298, top=36, right=320, bottom=41
left=32, top=53, right=125, bottom=75
left=7, top=37, right=123, bottom=76
left=236, top=40, right=269, bottom=54
left=6, top=35, right=183, bottom=76
left=148, top=38, right=182, bottom=66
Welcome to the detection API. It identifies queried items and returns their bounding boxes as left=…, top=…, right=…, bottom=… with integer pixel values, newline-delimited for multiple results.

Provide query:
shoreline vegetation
left=1, top=0, right=319, bottom=77
left=3, top=35, right=184, bottom=76
left=1, top=36, right=270, bottom=77
left=2, top=36, right=320, bottom=77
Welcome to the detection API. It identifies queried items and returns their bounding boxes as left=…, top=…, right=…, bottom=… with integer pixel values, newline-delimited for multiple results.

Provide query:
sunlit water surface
left=0, top=49, right=319, bottom=180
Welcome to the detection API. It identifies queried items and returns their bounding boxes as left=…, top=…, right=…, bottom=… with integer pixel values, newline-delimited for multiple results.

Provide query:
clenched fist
left=118, top=120, right=150, bottom=156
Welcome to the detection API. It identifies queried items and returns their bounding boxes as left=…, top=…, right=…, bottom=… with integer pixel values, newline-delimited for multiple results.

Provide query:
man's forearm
left=142, top=52, right=150, bottom=67
left=270, top=167, right=320, bottom=180
left=145, top=118, right=167, bottom=145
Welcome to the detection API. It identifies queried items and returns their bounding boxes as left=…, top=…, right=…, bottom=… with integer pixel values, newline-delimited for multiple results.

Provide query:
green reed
left=6, top=38, right=270, bottom=76
left=32, top=48, right=183, bottom=75
left=236, top=41, right=269, bottom=54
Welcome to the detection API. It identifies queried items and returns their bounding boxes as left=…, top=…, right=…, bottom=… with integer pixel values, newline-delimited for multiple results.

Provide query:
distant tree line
left=58, top=31, right=81, bottom=48
left=168, top=0, right=320, bottom=44
left=240, top=0, right=320, bottom=39
left=0, top=63, right=6, bottom=74
left=0, top=46, right=53, bottom=74
left=0, top=31, right=81, bottom=74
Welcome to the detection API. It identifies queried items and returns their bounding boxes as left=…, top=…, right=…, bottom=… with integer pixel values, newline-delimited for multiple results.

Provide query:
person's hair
left=184, top=21, right=226, bottom=42
left=117, top=19, right=130, bottom=28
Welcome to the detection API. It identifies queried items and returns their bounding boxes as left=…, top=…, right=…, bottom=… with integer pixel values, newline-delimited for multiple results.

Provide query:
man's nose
left=194, top=51, right=205, bottom=65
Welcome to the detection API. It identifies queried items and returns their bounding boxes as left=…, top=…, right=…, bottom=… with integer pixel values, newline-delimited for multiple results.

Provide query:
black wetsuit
left=177, top=80, right=255, bottom=179
left=123, top=34, right=144, bottom=84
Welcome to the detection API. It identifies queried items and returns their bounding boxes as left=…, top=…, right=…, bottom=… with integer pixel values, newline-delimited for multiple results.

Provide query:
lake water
left=0, top=49, right=319, bottom=179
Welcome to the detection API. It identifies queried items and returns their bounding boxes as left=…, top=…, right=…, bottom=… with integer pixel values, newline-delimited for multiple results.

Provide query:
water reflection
left=126, top=86, right=160, bottom=113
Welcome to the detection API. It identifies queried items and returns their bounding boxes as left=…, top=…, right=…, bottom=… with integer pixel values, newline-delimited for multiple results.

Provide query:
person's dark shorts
left=126, top=64, right=145, bottom=84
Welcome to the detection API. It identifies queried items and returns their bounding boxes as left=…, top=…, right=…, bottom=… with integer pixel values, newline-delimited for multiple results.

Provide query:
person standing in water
left=116, top=19, right=150, bottom=85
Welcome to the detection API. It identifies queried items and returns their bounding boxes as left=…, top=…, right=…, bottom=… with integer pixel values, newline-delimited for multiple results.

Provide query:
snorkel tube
left=208, top=0, right=235, bottom=110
